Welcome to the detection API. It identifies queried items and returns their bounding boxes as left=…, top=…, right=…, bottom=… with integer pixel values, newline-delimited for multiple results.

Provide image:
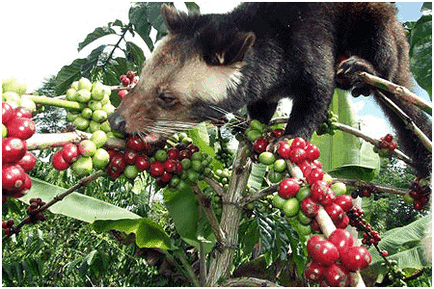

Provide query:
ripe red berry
left=305, top=143, right=321, bottom=162
left=307, top=168, right=324, bottom=185
left=328, top=229, right=354, bottom=255
left=276, top=141, right=292, bottom=159
left=340, top=246, right=371, bottom=271
left=289, top=147, right=307, bottom=164
left=2, top=102, right=15, bottom=124
left=2, top=164, right=26, bottom=191
left=118, top=89, right=127, bottom=99
left=126, top=71, right=136, bottom=82
left=150, top=161, right=165, bottom=178
left=15, top=107, right=32, bottom=118
left=161, top=171, right=173, bottom=182
left=179, top=149, right=192, bottom=160
left=312, top=159, right=322, bottom=169
left=334, top=195, right=353, bottom=212
left=384, top=134, right=393, bottom=142
left=311, top=219, right=321, bottom=233
left=324, top=203, right=345, bottom=223
left=110, top=152, right=126, bottom=172
left=166, top=147, right=180, bottom=160
left=164, top=159, right=177, bottom=173
left=334, top=214, right=350, bottom=229
left=301, top=196, right=321, bottom=218
left=135, top=155, right=150, bottom=171
left=253, top=137, right=268, bottom=154
left=272, top=129, right=284, bottom=138
left=309, top=239, right=340, bottom=267
left=62, top=143, right=79, bottom=163
left=290, top=137, right=307, bottom=150
left=124, top=149, right=138, bottom=164
left=17, top=151, right=36, bottom=172
left=325, top=264, right=351, bottom=287
left=2, top=137, right=27, bottom=163
left=127, top=135, right=146, bottom=151
left=381, top=250, right=388, bottom=257
left=278, top=178, right=300, bottom=198
left=51, top=150, right=70, bottom=170
left=413, top=200, right=423, bottom=211
left=304, top=261, right=326, bottom=283
left=122, top=77, right=130, bottom=86
left=310, top=181, right=329, bottom=204
left=6, top=117, right=36, bottom=140
left=307, top=235, right=326, bottom=256
left=187, top=144, right=199, bottom=154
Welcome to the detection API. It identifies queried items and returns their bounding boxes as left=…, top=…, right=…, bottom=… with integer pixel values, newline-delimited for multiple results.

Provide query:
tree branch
left=191, top=185, right=226, bottom=245
left=239, top=184, right=278, bottom=207
left=358, top=72, right=432, bottom=115
left=206, top=142, right=250, bottom=286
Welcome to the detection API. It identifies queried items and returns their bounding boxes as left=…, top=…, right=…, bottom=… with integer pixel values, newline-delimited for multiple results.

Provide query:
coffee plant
left=2, top=2, right=432, bottom=287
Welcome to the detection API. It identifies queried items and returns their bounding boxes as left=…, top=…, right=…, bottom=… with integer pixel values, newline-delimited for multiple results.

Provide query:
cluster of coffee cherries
left=373, top=134, right=398, bottom=157
left=404, top=178, right=430, bottom=211
left=25, top=197, right=46, bottom=224
left=65, top=78, right=117, bottom=136
left=117, top=71, right=138, bottom=100
left=106, top=134, right=213, bottom=190
left=2, top=101, right=37, bottom=201
left=305, top=229, right=371, bottom=286
left=245, top=121, right=357, bottom=235
left=2, top=219, right=16, bottom=236
left=316, top=111, right=338, bottom=136
left=350, top=184, right=387, bottom=201
left=347, top=206, right=382, bottom=246
left=51, top=130, right=110, bottom=177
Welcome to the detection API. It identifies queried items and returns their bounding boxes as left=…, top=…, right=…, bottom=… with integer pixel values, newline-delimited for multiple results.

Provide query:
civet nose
left=108, top=112, right=126, bottom=133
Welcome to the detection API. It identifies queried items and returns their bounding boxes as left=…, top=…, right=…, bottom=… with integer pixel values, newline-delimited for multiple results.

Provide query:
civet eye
left=157, top=92, right=177, bottom=108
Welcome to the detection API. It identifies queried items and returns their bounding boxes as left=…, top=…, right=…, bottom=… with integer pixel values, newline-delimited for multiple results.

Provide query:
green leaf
left=239, top=219, right=260, bottom=257
left=247, top=163, right=267, bottom=192
left=369, top=215, right=431, bottom=270
left=19, top=178, right=141, bottom=222
left=312, top=89, right=380, bottom=181
left=78, top=26, right=117, bottom=52
left=162, top=186, right=201, bottom=247
left=84, top=44, right=107, bottom=72
left=125, top=41, right=145, bottom=68
left=93, top=218, right=172, bottom=250
left=146, top=2, right=169, bottom=35
left=409, top=11, right=432, bottom=97
left=109, top=19, right=124, bottom=27
left=184, top=2, right=200, bottom=13
left=129, top=3, right=154, bottom=51
left=55, top=58, right=87, bottom=95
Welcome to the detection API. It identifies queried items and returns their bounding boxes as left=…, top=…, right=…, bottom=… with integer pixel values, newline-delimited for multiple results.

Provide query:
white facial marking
left=173, top=57, right=243, bottom=104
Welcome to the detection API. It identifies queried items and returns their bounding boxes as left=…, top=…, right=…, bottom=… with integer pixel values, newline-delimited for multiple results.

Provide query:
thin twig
left=101, top=23, right=132, bottom=71
left=203, top=177, right=225, bottom=196
left=375, top=90, right=432, bottom=153
left=239, top=184, right=278, bottom=207
left=332, top=178, right=407, bottom=196
left=333, top=122, right=414, bottom=166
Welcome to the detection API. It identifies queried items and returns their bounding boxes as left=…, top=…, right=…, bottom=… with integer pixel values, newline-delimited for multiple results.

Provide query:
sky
left=0, top=1, right=430, bottom=138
